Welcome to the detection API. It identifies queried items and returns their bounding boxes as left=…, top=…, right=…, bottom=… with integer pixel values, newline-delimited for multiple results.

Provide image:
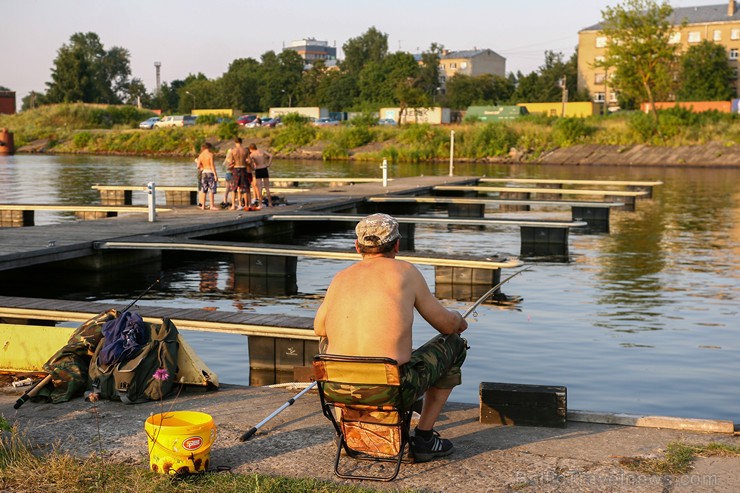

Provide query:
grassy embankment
left=3, top=416, right=740, bottom=492
left=1, top=103, right=738, bottom=163
left=0, top=419, right=396, bottom=493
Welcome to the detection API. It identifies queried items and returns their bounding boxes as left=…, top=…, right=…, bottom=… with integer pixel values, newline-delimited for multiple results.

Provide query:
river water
left=1, top=154, right=738, bottom=422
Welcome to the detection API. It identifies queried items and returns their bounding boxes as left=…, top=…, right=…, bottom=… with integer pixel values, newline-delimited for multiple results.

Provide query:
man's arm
left=314, top=299, right=328, bottom=337
left=410, top=267, right=467, bottom=335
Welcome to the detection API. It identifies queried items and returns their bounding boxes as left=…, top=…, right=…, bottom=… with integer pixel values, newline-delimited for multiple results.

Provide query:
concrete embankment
left=538, top=143, right=740, bottom=167
left=2, top=384, right=739, bottom=492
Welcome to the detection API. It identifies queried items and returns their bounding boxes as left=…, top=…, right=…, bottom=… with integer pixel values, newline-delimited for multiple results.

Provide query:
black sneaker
left=411, top=430, right=454, bottom=462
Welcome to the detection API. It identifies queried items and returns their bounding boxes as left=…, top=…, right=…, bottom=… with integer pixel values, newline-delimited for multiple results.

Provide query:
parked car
left=139, top=117, right=161, bottom=129
left=153, top=115, right=195, bottom=128
left=265, top=117, right=282, bottom=128
left=236, top=114, right=257, bottom=126
left=377, top=118, right=397, bottom=126
left=244, top=117, right=265, bottom=128
left=312, top=117, right=341, bottom=126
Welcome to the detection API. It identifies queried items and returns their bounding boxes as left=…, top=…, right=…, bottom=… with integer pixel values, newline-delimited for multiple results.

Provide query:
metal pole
left=449, top=130, right=455, bottom=177
left=147, top=182, right=156, bottom=222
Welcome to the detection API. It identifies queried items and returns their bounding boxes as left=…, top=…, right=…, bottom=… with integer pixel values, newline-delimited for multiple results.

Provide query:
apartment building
left=438, top=49, right=506, bottom=89
left=283, top=38, right=337, bottom=67
left=578, top=0, right=740, bottom=108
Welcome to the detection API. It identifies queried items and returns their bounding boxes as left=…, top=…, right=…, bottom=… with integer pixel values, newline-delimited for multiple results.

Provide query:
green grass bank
left=1, top=103, right=738, bottom=163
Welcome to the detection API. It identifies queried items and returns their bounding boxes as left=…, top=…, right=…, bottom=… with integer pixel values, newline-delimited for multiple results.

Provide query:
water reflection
left=1, top=155, right=739, bottom=420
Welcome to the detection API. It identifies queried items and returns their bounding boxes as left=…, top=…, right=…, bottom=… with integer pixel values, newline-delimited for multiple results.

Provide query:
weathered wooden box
left=480, top=382, right=567, bottom=428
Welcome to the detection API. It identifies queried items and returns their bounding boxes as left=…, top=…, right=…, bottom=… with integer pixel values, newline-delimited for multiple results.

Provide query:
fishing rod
left=121, top=278, right=160, bottom=314
left=14, top=278, right=161, bottom=410
left=238, top=266, right=532, bottom=441
left=463, top=266, right=532, bottom=319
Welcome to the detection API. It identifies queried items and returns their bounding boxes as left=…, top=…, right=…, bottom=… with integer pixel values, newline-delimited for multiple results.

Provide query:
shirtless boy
left=248, top=143, right=273, bottom=208
left=314, top=213, right=468, bottom=462
left=196, top=142, right=218, bottom=211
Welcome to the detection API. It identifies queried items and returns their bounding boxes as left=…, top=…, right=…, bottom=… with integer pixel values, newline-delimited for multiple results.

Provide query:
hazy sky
left=1, top=0, right=724, bottom=108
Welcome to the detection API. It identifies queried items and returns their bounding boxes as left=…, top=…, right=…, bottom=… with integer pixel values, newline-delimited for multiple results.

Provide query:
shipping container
left=379, top=107, right=451, bottom=125
left=465, top=105, right=528, bottom=122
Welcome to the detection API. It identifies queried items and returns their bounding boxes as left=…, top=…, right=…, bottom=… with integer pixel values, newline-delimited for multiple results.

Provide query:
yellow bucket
left=145, top=411, right=216, bottom=475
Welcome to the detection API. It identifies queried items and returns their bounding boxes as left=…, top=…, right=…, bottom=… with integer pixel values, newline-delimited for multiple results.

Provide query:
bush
left=552, top=117, right=596, bottom=146
left=349, top=112, right=378, bottom=127
left=270, top=119, right=316, bottom=151
left=336, top=126, right=373, bottom=149
left=281, top=112, right=311, bottom=125
left=216, top=120, right=239, bottom=140
left=322, top=143, right=349, bottom=160
left=72, top=131, right=93, bottom=149
left=464, top=123, right=519, bottom=157
left=628, top=111, right=657, bottom=142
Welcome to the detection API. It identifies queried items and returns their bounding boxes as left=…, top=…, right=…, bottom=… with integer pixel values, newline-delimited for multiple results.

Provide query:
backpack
left=89, top=317, right=179, bottom=404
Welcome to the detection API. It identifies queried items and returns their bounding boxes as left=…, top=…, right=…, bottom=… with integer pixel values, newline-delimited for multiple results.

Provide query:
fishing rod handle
left=14, top=374, right=52, bottom=409
left=240, top=427, right=258, bottom=442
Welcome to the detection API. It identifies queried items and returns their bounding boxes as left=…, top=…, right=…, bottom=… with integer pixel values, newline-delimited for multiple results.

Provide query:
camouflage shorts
left=399, top=333, right=467, bottom=407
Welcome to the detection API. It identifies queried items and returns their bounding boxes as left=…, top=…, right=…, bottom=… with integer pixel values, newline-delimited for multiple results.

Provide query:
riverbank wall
left=538, top=143, right=740, bottom=167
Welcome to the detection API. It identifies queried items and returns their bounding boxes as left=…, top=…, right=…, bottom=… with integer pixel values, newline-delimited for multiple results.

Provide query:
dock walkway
left=0, top=176, right=477, bottom=273
left=0, top=295, right=315, bottom=339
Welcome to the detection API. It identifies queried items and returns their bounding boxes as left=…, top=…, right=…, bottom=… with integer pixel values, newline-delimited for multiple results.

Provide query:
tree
left=45, top=32, right=133, bottom=105
left=342, top=27, right=389, bottom=75
left=297, top=60, right=328, bottom=107
left=511, top=51, right=581, bottom=104
left=677, top=41, right=736, bottom=101
left=417, top=44, right=444, bottom=100
left=356, top=52, right=420, bottom=107
left=317, top=71, right=356, bottom=111
left=258, top=50, right=305, bottom=110
left=597, top=0, right=680, bottom=123
left=124, top=78, right=149, bottom=107
left=446, top=73, right=515, bottom=109
left=218, top=57, right=262, bottom=111
left=21, top=91, right=44, bottom=111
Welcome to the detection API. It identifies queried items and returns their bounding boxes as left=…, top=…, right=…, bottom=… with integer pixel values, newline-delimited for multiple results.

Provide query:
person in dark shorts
left=229, top=138, right=250, bottom=210
left=248, top=143, right=273, bottom=208
left=314, top=213, right=468, bottom=462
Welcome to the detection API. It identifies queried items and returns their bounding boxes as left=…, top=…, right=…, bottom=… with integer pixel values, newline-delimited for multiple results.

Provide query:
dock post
left=449, top=130, right=455, bottom=176
left=380, top=159, right=388, bottom=187
left=147, top=182, right=156, bottom=222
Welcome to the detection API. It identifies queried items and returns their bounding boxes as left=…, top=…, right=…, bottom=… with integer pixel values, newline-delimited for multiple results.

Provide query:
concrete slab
left=2, top=384, right=738, bottom=492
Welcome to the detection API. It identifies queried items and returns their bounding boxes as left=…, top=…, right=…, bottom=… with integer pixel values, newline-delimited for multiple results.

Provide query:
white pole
left=381, top=159, right=388, bottom=187
left=147, top=182, right=156, bottom=222
left=449, top=130, right=455, bottom=177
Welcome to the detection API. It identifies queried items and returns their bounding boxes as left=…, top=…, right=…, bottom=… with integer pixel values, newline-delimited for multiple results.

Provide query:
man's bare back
left=314, top=251, right=465, bottom=365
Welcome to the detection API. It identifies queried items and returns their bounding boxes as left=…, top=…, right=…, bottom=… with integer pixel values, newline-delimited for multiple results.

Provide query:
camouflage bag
left=36, top=309, right=119, bottom=404
left=89, top=317, right=179, bottom=404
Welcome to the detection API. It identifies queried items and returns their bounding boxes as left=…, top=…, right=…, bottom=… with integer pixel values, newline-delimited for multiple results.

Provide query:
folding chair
left=313, top=354, right=414, bottom=481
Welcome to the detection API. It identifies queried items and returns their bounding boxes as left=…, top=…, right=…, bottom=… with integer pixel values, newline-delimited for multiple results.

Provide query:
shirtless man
left=314, top=213, right=468, bottom=462
left=196, top=142, right=218, bottom=210
left=230, top=138, right=250, bottom=210
left=248, top=143, right=273, bottom=208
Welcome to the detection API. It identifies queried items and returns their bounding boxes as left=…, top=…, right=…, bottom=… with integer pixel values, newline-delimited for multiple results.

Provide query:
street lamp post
left=281, top=89, right=292, bottom=107
left=185, top=91, right=196, bottom=110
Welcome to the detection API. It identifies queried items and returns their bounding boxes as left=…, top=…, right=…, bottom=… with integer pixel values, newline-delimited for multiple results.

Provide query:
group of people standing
left=195, top=137, right=273, bottom=211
